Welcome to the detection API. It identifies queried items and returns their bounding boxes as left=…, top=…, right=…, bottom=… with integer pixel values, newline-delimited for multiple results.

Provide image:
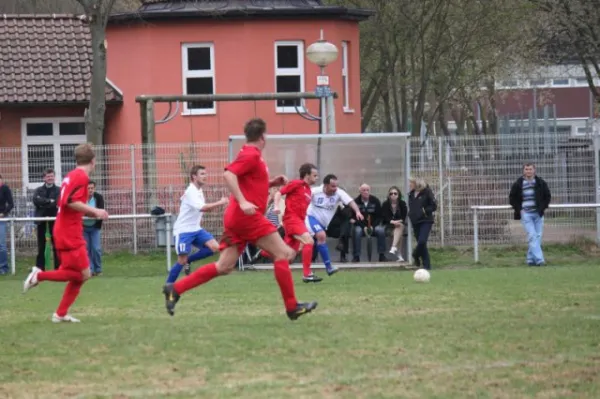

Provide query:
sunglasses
left=389, top=192, right=399, bottom=196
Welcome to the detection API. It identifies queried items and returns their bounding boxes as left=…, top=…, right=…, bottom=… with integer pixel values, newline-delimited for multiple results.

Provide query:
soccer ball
left=413, top=268, right=430, bottom=283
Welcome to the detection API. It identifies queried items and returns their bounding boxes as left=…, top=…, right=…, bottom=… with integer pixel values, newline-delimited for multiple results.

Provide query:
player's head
left=523, top=162, right=535, bottom=179
left=299, top=163, right=318, bottom=185
left=359, top=183, right=371, bottom=200
left=43, top=168, right=55, bottom=186
left=323, top=174, right=338, bottom=195
left=190, top=165, right=207, bottom=187
left=244, top=118, right=267, bottom=149
left=74, top=143, right=96, bottom=172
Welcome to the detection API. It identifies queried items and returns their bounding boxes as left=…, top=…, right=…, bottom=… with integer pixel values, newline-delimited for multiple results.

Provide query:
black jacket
left=32, top=184, right=60, bottom=222
left=0, top=184, right=14, bottom=216
left=86, top=192, right=105, bottom=229
left=509, top=175, right=551, bottom=220
left=381, top=198, right=407, bottom=225
left=408, top=186, right=437, bottom=225
left=326, top=205, right=352, bottom=239
left=353, top=194, right=383, bottom=228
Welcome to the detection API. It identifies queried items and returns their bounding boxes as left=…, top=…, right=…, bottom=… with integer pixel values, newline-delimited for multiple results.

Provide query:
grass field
left=1, top=244, right=599, bottom=398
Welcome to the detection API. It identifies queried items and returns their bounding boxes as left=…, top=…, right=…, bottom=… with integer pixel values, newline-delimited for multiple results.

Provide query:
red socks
left=302, top=244, right=313, bottom=277
left=273, top=259, right=298, bottom=312
left=56, top=281, right=83, bottom=317
left=38, top=269, right=83, bottom=283
left=174, top=263, right=218, bottom=295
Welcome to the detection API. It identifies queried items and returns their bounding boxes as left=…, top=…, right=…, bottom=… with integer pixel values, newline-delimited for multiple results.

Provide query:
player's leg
left=255, top=230, right=317, bottom=320
left=51, top=247, right=91, bottom=323
left=166, top=233, right=192, bottom=284
left=184, top=230, right=219, bottom=275
left=291, top=225, right=322, bottom=283
left=307, top=216, right=337, bottom=276
left=23, top=250, right=86, bottom=293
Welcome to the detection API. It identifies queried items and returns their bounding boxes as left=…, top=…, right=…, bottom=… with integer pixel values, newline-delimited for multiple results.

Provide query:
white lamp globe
left=306, top=40, right=339, bottom=67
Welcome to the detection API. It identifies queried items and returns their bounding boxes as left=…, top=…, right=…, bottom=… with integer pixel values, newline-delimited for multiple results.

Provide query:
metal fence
left=1, top=131, right=598, bottom=254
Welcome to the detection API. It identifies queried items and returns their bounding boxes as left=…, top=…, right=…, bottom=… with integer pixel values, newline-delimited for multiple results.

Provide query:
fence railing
left=471, top=204, right=600, bottom=262
left=5, top=214, right=173, bottom=275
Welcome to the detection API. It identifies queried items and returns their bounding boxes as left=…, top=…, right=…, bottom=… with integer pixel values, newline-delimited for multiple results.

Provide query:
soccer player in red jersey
left=23, top=143, right=109, bottom=323
left=163, top=118, right=317, bottom=320
left=258, top=163, right=322, bottom=283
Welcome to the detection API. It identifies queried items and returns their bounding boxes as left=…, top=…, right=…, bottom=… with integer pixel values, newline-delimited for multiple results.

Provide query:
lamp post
left=306, top=30, right=339, bottom=135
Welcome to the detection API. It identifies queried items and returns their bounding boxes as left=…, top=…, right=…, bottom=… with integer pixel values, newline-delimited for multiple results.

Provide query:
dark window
left=27, top=145, right=54, bottom=183
left=276, top=76, right=301, bottom=107
left=26, top=123, right=53, bottom=136
left=186, top=77, right=214, bottom=109
left=60, top=144, right=78, bottom=177
left=277, top=45, right=299, bottom=69
left=59, top=122, right=86, bottom=136
left=187, top=47, right=211, bottom=71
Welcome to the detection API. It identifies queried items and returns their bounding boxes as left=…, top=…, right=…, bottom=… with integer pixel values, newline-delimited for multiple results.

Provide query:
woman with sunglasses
left=381, top=186, right=408, bottom=262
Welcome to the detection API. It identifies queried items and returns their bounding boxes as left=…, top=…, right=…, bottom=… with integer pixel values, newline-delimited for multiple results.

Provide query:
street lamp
left=306, top=30, right=338, bottom=135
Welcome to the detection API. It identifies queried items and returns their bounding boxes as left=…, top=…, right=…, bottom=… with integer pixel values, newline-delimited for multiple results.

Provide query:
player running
left=166, top=165, right=229, bottom=284
left=23, top=144, right=109, bottom=323
left=162, top=118, right=317, bottom=321
left=256, top=163, right=321, bottom=282
left=306, top=174, right=363, bottom=276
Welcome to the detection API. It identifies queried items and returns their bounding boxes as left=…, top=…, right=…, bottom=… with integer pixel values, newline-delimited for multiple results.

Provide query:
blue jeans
left=353, top=225, right=386, bottom=258
left=0, top=220, right=7, bottom=273
left=84, top=226, right=102, bottom=273
left=521, top=211, right=545, bottom=265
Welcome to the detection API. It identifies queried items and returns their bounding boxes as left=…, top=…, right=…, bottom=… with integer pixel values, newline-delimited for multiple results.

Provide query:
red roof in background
left=0, top=14, right=122, bottom=105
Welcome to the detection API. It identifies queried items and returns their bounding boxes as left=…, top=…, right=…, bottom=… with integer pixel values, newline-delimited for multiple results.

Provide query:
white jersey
left=306, top=185, right=353, bottom=228
left=173, top=184, right=206, bottom=236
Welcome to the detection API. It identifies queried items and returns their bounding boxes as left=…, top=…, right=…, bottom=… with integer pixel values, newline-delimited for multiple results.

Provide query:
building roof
left=0, top=14, right=123, bottom=105
left=110, top=0, right=373, bottom=23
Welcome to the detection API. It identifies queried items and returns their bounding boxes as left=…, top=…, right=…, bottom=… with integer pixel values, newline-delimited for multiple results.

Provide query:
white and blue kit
left=305, top=185, right=354, bottom=235
left=173, top=184, right=214, bottom=255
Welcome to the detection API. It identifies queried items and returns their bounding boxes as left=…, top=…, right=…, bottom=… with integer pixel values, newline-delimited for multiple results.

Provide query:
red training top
left=225, top=145, right=270, bottom=216
left=280, top=179, right=311, bottom=222
left=54, top=167, right=89, bottom=250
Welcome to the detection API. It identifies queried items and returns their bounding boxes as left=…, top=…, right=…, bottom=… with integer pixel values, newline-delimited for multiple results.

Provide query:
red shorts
left=219, top=213, right=278, bottom=253
left=283, top=217, right=309, bottom=238
left=57, top=246, right=89, bottom=272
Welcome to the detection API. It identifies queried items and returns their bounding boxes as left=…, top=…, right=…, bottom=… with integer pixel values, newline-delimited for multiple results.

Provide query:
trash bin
left=155, top=214, right=176, bottom=247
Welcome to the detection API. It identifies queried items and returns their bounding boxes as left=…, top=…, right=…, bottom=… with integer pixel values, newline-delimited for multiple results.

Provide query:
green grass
left=1, top=244, right=599, bottom=398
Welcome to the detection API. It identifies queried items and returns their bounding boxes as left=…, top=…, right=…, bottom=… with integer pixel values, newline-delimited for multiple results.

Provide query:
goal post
left=228, top=132, right=413, bottom=267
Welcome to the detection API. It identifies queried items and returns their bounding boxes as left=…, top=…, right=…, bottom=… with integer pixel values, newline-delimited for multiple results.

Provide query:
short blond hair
left=74, top=143, right=95, bottom=166
left=409, top=176, right=427, bottom=192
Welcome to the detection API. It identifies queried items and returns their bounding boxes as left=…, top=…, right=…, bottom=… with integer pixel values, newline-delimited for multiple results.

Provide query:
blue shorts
left=305, top=215, right=326, bottom=236
left=174, top=229, right=215, bottom=255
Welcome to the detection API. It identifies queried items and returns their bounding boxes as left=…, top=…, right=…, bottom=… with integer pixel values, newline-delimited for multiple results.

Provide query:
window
left=499, top=80, right=518, bottom=88
left=575, top=77, right=589, bottom=86
left=275, top=41, right=305, bottom=113
left=182, top=43, right=216, bottom=115
left=21, top=118, right=87, bottom=188
left=341, top=41, right=352, bottom=112
left=551, top=78, right=569, bottom=87
left=529, top=79, right=547, bottom=87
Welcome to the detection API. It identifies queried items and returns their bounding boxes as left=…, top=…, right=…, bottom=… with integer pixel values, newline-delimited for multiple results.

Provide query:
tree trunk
left=86, top=18, right=107, bottom=147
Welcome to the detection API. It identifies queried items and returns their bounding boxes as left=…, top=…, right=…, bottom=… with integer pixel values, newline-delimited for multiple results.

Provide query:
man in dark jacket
left=32, top=168, right=60, bottom=270
left=0, top=174, right=14, bottom=275
left=509, top=162, right=551, bottom=266
left=352, top=183, right=386, bottom=262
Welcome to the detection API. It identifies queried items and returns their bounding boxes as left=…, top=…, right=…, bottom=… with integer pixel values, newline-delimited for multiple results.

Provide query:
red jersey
left=280, top=179, right=311, bottom=222
left=53, top=168, right=89, bottom=250
left=225, top=145, right=269, bottom=216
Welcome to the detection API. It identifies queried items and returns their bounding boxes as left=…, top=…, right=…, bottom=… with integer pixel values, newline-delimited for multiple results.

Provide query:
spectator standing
left=32, top=168, right=60, bottom=271
left=83, top=181, right=105, bottom=276
left=381, top=185, right=408, bottom=262
left=352, top=183, right=386, bottom=262
left=0, top=174, right=14, bottom=275
left=408, top=177, right=437, bottom=270
left=509, top=163, right=551, bottom=266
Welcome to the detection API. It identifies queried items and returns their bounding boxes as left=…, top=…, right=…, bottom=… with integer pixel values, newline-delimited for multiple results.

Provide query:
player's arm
left=223, top=152, right=259, bottom=214
left=201, top=198, right=228, bottom=212
left=339, top=189, right=364, bottom=220
left=65, top=183, right=108, bottom=219
left=223, top=171, right=249, bottom=204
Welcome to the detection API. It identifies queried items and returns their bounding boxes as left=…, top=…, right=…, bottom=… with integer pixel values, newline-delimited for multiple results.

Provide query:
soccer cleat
left=286, top=301, right=318, bottom=321
left=52, top=313, right=81, bottom=323
left=183, top=263, right=191, bottom=276
left=325, top=265, right=339, bottom=276
left=23, top=267, right=42, bottom=294
left=302, top=273, right=323, bottom=283
left=163, top=283, right=180, bottom=316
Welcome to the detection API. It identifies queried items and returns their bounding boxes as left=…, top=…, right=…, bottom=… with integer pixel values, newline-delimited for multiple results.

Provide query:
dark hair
left=299, top=163, right=317, bottom=178
left=43, top=168, right=54, bottom=177
left=388, top=185, right=402, bottom=196
left=89, top=180, right=96, bottom=187
left=523, top=162, right=535, bottom=168
left=323, top=174, right=337, bottom=185
left=190, top=165, right=206, bottom=180
left=244, top=118, right=266, bottom=142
